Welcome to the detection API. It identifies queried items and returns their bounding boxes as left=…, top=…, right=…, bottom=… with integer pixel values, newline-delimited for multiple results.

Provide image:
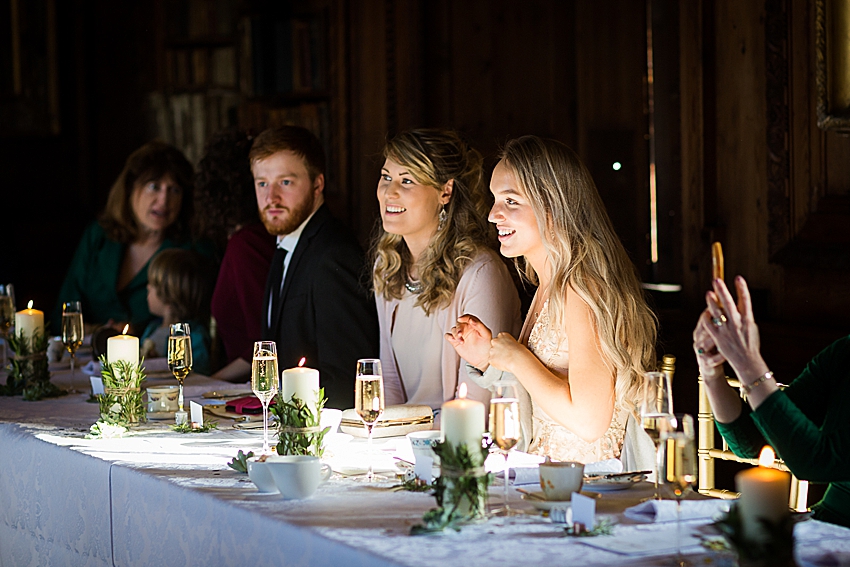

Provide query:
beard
left=259, top=192, right=316, bottom=236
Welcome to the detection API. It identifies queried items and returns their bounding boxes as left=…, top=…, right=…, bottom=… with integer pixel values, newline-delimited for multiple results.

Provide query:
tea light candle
left=15, top=301, right=44, bottom=348
left=441, top=383, right=485, bottom=449
left=107, top=325, right=139, bottom=365
left=282, top=357, right=319, bottom=410
left=735, top=446, right=791, bottom=542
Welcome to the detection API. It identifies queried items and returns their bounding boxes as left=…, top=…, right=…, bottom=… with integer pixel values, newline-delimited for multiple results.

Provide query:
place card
left=571, top=491, right=596, bottom=529
left=190, top=401, right=204, bottom=426
left=90, top=376, right=105, bottom=395
left=415, top=455, right=433, bottom=484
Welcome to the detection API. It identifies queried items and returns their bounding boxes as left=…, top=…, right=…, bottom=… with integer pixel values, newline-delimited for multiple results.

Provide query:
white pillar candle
left=281, top=358, right=319, bottom=411
left=735, top=446, right=791, bottom=542
left=441, top=383, right=485, bottom=449
left=15, top=301, right=44, bottom=349
left=107, top=325, right=139, bottom=366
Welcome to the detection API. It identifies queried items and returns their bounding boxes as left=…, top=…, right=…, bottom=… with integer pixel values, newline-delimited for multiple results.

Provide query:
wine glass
left=252, top=341, right=279, bottom=454
left=640, top=370, right=675, bottom=500
left=355, top=358, right=384, bottom=481
left=61, top=301, right=84, bottom=381
left=0, top=284, right=14, bottom=372
left=658, top=413, right=697, bottom=566
left=167, top=322, right=193, bottom=424
left=489, top=380, right=521, bottom=516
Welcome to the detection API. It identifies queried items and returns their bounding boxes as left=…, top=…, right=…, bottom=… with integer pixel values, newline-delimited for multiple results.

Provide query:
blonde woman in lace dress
left=447, top=136, right=656, bottom=463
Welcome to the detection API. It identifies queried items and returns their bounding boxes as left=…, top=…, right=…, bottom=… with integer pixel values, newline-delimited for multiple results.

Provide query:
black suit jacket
left=261, top=204, right=379, bottom=409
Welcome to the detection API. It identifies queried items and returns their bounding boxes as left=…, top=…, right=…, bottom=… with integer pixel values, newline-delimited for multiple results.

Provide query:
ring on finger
left=711, top=314, right=727, bottom=327
left=697, top=348, right=705, bottom=355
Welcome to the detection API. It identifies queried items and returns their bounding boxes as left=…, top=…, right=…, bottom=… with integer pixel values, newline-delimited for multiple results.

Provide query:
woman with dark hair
left=54, top=141, right=203, bottom=334
left=195, top=130, right=276, bottom=382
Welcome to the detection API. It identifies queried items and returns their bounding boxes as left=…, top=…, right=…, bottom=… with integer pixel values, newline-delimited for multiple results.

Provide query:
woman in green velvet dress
left=53, top=141, right=203, bottom=334
left=693, top=275, right=850, bottom=528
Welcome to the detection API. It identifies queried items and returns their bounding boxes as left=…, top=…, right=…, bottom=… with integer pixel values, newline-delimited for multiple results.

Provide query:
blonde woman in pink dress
left=448, top=136, right=657, bottom=463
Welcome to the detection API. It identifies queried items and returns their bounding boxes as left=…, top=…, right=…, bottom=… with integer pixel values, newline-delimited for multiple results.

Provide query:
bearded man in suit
left=252, top=126, right=378, bottom=409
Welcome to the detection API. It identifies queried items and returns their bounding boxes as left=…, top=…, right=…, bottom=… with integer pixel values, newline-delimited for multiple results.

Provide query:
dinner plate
left=201, top=388, right=253, bottom=399
left=520, top=491, right=572, bottom=512
left=583, top=477, right=642, bottom=492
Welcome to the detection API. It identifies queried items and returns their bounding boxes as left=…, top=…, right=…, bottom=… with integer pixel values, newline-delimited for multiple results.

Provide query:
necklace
left=404, top=279, right=423, bottom=294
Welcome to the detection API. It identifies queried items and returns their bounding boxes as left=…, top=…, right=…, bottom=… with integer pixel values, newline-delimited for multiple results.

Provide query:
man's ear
left=313, top=173, right=325, bottom=194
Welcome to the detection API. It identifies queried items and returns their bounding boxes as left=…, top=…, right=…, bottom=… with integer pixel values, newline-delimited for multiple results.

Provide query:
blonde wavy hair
left=500, top=136, right=657, bottom=407
left=371, top=129, right=492, bottom=314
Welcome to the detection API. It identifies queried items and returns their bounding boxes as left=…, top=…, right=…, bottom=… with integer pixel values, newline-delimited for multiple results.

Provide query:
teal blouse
left=52, top=222, right=212, bottom=333
left=716, top=335, right=850, bottom=528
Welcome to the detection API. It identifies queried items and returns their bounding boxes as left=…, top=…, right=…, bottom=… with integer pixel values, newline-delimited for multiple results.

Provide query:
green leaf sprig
left=271, top=387, right=329, bottom=458
left=171, top=421, right=218, bottom=433
left=2, top=327, right=62, bottom=400
left=227, top=450, right=255, bottom=473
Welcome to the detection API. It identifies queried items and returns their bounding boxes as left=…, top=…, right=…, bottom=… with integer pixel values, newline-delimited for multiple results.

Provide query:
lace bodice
left=525, top=300, right=628, bottom=463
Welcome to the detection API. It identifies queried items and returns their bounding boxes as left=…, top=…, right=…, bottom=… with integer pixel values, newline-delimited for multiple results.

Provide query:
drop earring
left=438, top=205, right=447, bottom=229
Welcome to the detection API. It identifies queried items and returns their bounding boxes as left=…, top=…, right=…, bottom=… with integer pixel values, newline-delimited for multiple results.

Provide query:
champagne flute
left=640, top=370, right=675, bottom=500
left=489, top=380, right=521, bottom=516
left=355, top=358, right=384, bottom=481
left=61, top=301, right=84, bottom=381
left=252, top=341, right=279, bottom=455
left=167, top=322, right=193, bottom=424
left=658, top=414, right=697, bottom=566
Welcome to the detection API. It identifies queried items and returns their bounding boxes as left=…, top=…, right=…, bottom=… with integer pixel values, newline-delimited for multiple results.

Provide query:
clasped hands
left=445, top=314, right=529, bottom=374
left=693, top=276, right=768, bottom=383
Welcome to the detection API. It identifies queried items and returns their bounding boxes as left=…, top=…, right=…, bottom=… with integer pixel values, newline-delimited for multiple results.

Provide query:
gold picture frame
left=815, top=0, right=850, bottom=132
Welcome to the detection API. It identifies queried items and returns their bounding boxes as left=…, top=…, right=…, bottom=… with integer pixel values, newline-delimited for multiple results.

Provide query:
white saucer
left=521, top=491, right=572, bottom=511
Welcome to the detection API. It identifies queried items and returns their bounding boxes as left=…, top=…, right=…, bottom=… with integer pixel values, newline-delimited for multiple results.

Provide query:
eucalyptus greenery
left=411, top=438, right=492, bottom=534
left=2, top=328, right=63, bottom=400
left=227, top=450, right=255, bottom=473
left=271, top=388, right=329, bottom=458
left=713, top=503, right=797, bottom=567
left=563, top=517, right=615, bottom=537
left=97, top=355, right=146, bottom=425
left=171, top=421, right=218, bottom=433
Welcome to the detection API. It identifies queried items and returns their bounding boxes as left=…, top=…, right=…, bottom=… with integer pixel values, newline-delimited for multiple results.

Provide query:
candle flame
left=27, top=300, right=33, bottom=309
left=758, top=446, right=776, bottom=467
left=298, top=357, right=306, bottom=367
left=122, top=324, right=130, bottom=335
left=458, top=382, right=468, bottom=399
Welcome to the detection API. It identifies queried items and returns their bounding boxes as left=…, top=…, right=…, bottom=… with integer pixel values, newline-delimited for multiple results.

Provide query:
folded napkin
left=624, top=499, right=730, bottom=523
left=584, top=458, right=624, bottom=475
left=225, top=396, right=270, bottom=415
left=81, top=360, right=101, bottom=376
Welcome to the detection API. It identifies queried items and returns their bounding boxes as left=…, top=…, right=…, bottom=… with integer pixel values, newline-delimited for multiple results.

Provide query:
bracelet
left=742, top=371, right=774, bottom=393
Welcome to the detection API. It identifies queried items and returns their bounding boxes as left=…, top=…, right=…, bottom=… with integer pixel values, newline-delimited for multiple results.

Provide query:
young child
left=141, top=249, right=214, bottom=375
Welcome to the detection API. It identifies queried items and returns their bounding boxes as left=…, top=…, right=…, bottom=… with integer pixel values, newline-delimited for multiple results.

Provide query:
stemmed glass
left=0, top=284, right=14, bottom=372
left=167, top=322, right=193, bottom=424
left=640, top=370, right=675, bottom=500
left=252, top=341, right=279, bottom=455
left=658, top=414, right=697, bottom=566
left=355, top=358, right=385, bottom=481
left=61, top=301, right=84, bottom=381
left=489, top=380, right=521, bottom=516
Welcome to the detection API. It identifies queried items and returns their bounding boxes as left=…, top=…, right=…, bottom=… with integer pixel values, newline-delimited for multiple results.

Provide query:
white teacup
left=407, top=430, right=441, bottom=467
left=265, top=455, right=332, bottom=500
left=146, top=385, right=179, bottom=413
left=539, top=460, right=584, bottom=501
left=246, top=457, right=278, bottom=494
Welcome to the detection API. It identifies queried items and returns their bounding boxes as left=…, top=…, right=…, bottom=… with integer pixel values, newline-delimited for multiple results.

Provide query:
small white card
left=190, top=401, right=204, bottom=425
left=90, top=376, right=105, bottom=395
left=414, top=455, right=433, bottom=484
left=571, top=491, right=596, bottom=529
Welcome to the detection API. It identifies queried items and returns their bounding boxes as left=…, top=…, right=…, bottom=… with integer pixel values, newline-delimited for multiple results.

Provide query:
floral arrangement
left=96, top=355, right=146, bottom=426
left=2, top=328, right=63, bottom=400
left=713, top=503, right=797, bottom=567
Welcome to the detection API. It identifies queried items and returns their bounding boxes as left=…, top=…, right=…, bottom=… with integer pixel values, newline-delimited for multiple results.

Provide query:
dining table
left=1, top=351, right=849, bottom=567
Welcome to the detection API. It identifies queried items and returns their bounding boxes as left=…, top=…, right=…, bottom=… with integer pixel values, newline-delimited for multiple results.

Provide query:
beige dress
left=525, top=300, right=628, bottom=463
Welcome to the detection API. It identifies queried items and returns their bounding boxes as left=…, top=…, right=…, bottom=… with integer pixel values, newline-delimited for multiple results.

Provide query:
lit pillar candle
left=281, top=357, right=319, bottom=411
left=107, top=325, right=139, bottom=366
left=735, top=446, right=791, bottom=542
left=441, top=383, right=485, bottom=449
left=15, top=301, right=44, bottom=348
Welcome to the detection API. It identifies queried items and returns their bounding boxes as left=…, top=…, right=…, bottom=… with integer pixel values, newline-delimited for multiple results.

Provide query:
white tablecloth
left=2, top=363, right=849, bottom=567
